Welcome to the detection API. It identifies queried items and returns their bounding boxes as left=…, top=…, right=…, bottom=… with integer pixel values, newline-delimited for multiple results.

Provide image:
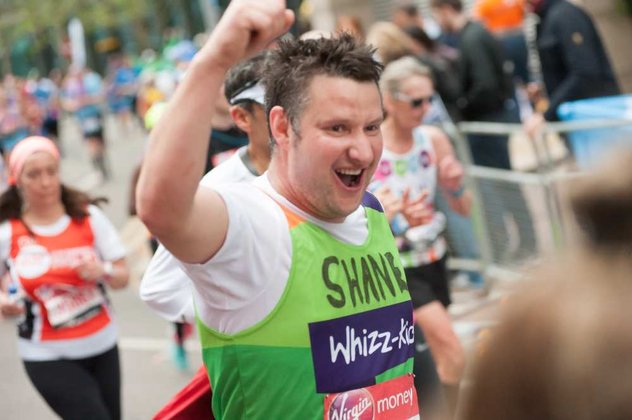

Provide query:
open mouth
left=335, top=168, right=363, bottom=188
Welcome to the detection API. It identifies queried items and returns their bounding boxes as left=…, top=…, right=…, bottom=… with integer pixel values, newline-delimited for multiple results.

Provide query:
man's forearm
left=136, top=58, right=228, bottom=236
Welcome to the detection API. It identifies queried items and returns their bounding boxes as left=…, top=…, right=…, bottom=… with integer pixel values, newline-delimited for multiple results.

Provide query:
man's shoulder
left=547, top=0, right=585, bottom=22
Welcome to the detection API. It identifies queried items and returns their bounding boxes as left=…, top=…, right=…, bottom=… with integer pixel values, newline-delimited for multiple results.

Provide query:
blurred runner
left=106, top=53, right=139, bottom=134
left=61, top=66, right=110, bottom=181
left=0, top=136, right=129, bottom=419
left=142, top=51, right=270, bottom=419
left=371, top=56, right=471, bottom=416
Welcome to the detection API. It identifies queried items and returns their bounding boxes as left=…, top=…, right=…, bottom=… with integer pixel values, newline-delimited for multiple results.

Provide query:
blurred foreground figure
left=461, top=149, right=632, bottom=420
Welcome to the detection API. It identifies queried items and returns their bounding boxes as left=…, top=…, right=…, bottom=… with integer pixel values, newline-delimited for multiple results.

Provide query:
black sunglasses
left=394, top=93, right=434, bottom=108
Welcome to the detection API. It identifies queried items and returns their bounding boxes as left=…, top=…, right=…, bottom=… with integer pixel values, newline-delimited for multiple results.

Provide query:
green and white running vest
left=197, top=193, right=418, bottom=419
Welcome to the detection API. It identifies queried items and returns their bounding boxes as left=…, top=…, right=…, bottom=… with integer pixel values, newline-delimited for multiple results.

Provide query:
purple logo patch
left=419, top=150, right=431, bottom=168
left=308, top=301, right=414, bottom=393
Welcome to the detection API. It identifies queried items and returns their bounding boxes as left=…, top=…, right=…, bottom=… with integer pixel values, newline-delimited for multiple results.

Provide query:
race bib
left=324, top=374, right=419, bottom=420
left=37, top=285, right=105, bottom=329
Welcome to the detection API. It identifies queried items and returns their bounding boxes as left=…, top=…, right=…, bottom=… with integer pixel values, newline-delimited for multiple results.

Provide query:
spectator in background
left=366, top=21, right=418, bottom=65
left=335, top=15, right=365, bottom=41
left=365, top=22, right=461, bottom=123
left=392, top=1, right=425, bottom=30
left=474, top=0, right=529, bottom=85
left=524, top=0, right=620, bottom=138
left=431, top=0, right=536, bottom=262
left=403, top=24, right=462, bottom=123
left=403, top=25, right=459, bottom=72
left=461, top=149, right=632, bottom=420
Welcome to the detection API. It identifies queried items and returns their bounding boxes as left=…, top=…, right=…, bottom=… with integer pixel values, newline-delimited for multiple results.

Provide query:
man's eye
left=331, top=125, right=345, bottom=133
left=366, top=124, right=380, bottom=133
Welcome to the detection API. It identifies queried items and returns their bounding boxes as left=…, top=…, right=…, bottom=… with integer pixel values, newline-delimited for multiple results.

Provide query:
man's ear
left=269, top=106, right=290, bottom=148
left=229, top=106, right=250, bottom=133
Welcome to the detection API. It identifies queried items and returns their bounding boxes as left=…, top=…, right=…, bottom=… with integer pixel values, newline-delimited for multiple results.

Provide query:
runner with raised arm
left=137, top=1, right=420, bottom=418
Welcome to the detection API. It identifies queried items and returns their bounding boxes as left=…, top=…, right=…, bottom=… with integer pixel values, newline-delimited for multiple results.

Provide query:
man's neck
left=245, top=144, right=271, bottom=176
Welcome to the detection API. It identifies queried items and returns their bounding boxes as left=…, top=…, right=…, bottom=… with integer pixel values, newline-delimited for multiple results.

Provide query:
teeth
left=336, top=169, right=362, bottom=176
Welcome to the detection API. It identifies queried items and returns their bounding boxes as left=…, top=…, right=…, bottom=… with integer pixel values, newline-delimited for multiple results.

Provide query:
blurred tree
left=0, top=0, right=152, bottom=75
left=0, top=0, right=210, bottom=76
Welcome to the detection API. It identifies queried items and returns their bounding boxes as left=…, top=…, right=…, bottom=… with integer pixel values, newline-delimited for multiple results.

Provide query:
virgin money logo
left=327, top=388, right=375, bottom=420
left=16, top=244, right=51, bottom=279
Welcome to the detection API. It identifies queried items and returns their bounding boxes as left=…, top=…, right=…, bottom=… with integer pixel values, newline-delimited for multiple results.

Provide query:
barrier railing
left=440, top=117, right=632, bottom=286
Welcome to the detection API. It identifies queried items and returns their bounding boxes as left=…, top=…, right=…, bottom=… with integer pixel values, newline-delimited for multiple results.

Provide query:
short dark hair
left=262, top=33, right=383, bottom=141
left=223, top=51, right=269, bottom=113
left=430, top=0, right=463, bottom=12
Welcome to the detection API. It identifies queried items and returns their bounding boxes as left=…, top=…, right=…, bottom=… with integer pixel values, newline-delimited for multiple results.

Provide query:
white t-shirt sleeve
left=87, top=205, right=127, bottom=261
left=140, top=244, right=195, bottom=323
left=180, top=183, right=291, bottom=334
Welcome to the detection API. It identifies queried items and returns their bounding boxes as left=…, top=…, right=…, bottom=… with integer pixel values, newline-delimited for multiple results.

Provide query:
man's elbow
left=136, top=187, right=174, bottom=236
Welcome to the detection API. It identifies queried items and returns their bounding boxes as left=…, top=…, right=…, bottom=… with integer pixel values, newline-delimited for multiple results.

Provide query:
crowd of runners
left=0, top=0, right=629, bottom=419
left=0, top=35, right=201, bottom=187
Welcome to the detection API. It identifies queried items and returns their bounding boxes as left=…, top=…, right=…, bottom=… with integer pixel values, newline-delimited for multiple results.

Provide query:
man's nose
left=348, top=135, right=375, bottom=164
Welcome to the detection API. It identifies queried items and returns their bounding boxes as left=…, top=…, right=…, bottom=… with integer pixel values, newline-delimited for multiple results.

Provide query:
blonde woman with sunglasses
left=370, top=55, right=472, bottom=415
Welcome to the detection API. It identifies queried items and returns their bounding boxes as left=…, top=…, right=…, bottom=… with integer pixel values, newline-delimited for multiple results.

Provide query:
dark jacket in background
left=456, top=21, right=514, bottom=121
left=536, top=0, right=620, bottom=121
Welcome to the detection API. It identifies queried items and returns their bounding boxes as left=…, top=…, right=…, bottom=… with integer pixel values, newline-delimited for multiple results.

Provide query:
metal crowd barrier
left=440, top=118, right=632, bottom=286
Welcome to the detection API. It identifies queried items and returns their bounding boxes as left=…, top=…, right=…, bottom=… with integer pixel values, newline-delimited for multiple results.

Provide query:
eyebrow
left=368, top=115, right=385, bottom=125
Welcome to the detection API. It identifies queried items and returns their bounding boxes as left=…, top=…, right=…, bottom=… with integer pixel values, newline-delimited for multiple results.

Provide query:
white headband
left=229, top=82, right=265, bottom=105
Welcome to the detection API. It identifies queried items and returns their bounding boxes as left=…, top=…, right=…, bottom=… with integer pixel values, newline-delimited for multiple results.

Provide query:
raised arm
left=428, top=126, right=472, bottom=216
left=136, top=0, right=293, bottom=263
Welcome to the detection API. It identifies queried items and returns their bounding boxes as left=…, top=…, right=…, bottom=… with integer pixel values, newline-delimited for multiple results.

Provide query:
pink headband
left=8, top=136, right=60, bottom=185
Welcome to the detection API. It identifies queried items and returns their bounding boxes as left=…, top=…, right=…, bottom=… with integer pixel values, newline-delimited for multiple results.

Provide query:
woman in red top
left=0, top=136, right=129, bottom=420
